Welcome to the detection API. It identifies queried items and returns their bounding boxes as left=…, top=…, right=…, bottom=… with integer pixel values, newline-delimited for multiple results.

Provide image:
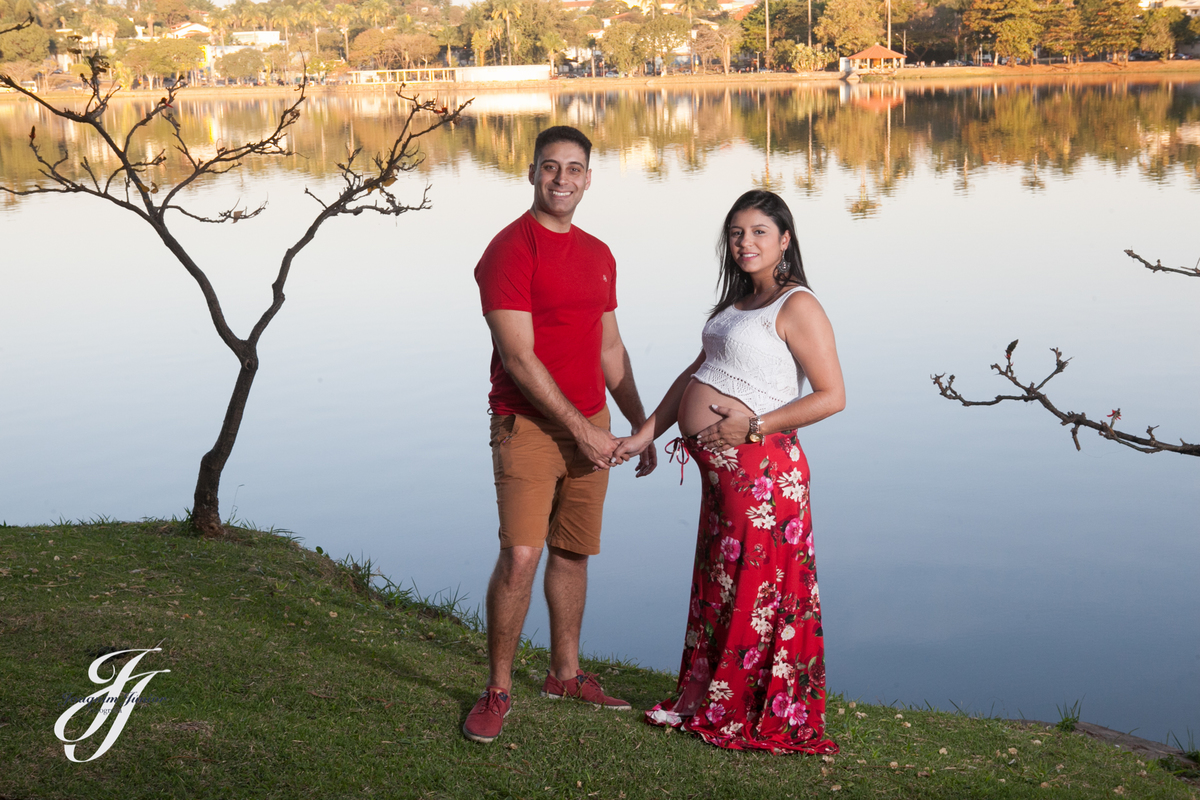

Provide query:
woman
left=615, top=190, right=844, bottom=753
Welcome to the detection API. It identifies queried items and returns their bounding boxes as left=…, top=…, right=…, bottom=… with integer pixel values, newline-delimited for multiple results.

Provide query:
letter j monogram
left=53, top=648, right=170, bottom=762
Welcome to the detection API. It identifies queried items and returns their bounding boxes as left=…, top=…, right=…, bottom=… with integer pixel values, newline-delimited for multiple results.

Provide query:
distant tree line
left=3, top=0, right=1198, bottom=87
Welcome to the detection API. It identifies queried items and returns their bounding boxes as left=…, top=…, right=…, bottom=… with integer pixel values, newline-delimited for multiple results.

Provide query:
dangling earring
left=774, top=257, right=790, bottom=284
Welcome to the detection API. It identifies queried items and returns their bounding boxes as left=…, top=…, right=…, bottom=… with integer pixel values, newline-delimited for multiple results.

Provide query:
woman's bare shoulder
left=778, top=286, right=833, bottom=337
left=779, top=285, right=825, bottom=313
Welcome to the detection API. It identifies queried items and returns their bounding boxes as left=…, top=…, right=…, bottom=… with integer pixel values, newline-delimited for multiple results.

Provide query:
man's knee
left=492, top=545, right=543, bottom=587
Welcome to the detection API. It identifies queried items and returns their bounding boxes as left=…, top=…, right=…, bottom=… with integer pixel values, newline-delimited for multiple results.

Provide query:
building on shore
left=349, top=64, right=553, bottom=84
left=841, top=44, right=907, bottom=75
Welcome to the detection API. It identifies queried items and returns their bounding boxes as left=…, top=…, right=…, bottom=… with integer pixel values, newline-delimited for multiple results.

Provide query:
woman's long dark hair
left=710, top=190, right=809, bottom=319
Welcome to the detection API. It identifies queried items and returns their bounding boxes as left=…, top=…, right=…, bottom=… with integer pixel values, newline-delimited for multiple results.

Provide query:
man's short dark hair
left=533, top=126, right=592, bottom=166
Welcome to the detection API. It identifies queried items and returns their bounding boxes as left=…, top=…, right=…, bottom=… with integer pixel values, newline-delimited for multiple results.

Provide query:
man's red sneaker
left=462, top=687, right=511, bottom=743
left=541, top=670, right=631, bottom=710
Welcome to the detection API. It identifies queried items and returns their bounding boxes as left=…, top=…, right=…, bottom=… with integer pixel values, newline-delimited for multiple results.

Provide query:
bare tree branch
left=932, top=341, right=1200, bottom=457
left=0, top=56, right=473, bottom=536
left=0, top=14, right=34, bottom=36
left=1125, top=249, right=1200, bottom=278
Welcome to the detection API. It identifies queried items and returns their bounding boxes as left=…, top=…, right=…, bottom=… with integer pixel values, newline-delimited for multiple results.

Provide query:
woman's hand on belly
left=678, top=379, right=755, bottom=439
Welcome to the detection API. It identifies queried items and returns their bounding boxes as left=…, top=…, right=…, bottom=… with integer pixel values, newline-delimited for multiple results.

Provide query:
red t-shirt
left=475, top=212, right=618, bottom=418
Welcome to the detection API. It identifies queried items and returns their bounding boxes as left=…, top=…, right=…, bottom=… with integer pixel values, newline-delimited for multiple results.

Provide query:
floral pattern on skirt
left=645, top=431, right=838, bottom=754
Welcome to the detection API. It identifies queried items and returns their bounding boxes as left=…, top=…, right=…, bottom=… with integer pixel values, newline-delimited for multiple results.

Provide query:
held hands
left=697, top=405, right=751, bottom=451
left=613, top=424, right=658, bottom=477
left=576, top=423, right=622, bottom=471
left=576, top=422, right=657, bottom=476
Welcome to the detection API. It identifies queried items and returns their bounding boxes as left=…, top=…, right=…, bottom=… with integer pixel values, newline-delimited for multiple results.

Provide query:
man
left=465, top=126, right=656, bottom=744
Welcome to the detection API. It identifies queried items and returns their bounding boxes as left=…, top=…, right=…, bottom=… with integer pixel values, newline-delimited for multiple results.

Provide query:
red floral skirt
left=645, top=431, right=838, bottom=754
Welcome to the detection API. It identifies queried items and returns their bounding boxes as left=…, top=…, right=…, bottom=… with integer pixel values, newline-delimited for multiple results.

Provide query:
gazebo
left=845, top=44, right=906, bottom=73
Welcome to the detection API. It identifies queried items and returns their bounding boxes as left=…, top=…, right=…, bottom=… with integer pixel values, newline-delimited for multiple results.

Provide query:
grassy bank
left=1, top=520, right=1196, bottom=799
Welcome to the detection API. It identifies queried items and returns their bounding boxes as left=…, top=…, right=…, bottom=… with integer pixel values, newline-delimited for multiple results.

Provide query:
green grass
left=1057, top=699, right=1084, bottom=733
left=1, top=520, right=1196, bottom=799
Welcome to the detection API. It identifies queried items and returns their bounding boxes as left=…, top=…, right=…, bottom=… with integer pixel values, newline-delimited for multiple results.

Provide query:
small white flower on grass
left=1032, top=739, right=1042, bottom=745
left=895, top=713, right=904, bottom=719
left=902, top=721, right=911, bottom=728
left=848, top=701, right=856, bottom=708
left=854, top=711, right=867, bottom=719
left=1008, top=748, right=1018, bottom=755
left=938, top=747, right=948, bottom=755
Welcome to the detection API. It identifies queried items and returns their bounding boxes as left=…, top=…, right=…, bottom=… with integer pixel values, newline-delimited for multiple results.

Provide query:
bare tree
left=0, top=54, right=470, bottom=536
left=1124, top=248, right=1200, bottom=279
left=0, top=15, right=33, bottom=36
left=932, top=250, right=1198, bottom=458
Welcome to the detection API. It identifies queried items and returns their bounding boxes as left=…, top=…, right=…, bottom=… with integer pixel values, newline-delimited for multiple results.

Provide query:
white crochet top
left=691, top=286, right=811, bottom=415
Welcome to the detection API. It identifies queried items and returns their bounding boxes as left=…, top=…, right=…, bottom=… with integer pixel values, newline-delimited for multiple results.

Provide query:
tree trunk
left=192, top=348, right=259, bottom=536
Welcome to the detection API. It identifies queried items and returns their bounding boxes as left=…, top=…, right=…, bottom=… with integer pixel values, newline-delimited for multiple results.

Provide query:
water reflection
left=3, top=79, right=1198, bottom=215
left=2, top=78, right=1198, bottom=743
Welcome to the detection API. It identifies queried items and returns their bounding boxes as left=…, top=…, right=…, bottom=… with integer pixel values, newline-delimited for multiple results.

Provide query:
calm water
left=2, top=78, right=1198, bottom=743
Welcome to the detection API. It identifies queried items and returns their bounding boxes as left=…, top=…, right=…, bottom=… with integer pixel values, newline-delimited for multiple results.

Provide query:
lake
left=1, top=77, right=1197, bottom=744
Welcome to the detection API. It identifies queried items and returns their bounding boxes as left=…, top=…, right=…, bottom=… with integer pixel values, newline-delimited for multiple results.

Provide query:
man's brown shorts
left=489, top=407, right=611, bottom=556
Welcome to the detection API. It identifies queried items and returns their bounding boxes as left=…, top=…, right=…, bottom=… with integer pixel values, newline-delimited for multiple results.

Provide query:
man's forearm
left=502, top=350, right=593, bottom=435
left=602, top=346, right=647, bottom=431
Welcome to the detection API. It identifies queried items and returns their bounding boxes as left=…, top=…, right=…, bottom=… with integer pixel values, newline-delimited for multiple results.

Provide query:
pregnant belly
left=677, top=379, right=756, bottom=437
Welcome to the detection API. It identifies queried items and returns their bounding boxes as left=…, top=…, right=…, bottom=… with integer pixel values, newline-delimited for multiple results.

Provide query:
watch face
left=748, top=432, right=763, bottom=443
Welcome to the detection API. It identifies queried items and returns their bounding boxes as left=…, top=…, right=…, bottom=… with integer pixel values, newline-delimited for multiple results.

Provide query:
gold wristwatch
left=747, top=416, right=764, bottom=444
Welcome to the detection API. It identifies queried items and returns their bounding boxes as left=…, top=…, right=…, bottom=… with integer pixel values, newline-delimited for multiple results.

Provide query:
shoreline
left=5, top=59, right=1200, bottom=102
left=1010, top=719, right=1198, bottom=770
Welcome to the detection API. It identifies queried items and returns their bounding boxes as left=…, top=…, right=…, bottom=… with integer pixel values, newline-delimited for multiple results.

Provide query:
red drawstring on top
left=664, top=437, right=691, bottom=485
